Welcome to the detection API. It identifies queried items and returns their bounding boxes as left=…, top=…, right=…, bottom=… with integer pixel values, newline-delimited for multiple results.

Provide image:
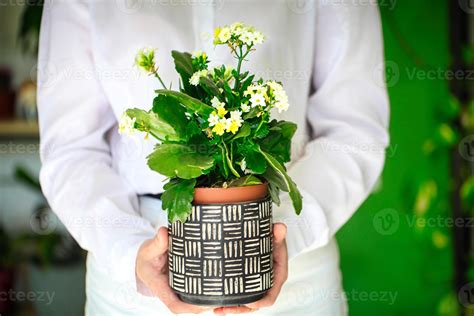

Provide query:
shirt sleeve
left=273, top=2, right=390, bottom=259
left=37, top=0, right=156, bottom=288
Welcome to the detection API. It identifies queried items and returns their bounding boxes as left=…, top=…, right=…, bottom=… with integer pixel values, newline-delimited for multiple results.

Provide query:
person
left=37, top=0, right=389, bottom=315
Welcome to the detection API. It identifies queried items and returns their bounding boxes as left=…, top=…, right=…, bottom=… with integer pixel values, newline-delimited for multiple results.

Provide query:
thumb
left=273, top=222, right=287, bottom=244
left=151, top=226, right=169, bottom=255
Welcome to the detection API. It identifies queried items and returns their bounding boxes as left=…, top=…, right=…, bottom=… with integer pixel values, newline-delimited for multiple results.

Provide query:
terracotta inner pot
left=193, top=183, right=268, bottom=204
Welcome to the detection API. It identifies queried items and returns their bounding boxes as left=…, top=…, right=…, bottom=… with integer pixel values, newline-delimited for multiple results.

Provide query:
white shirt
left=38, top=0, right=389, bottom=294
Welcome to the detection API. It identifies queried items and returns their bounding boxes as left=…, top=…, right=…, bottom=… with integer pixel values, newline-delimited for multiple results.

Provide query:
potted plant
left=120, top=22, right=302, bottom=306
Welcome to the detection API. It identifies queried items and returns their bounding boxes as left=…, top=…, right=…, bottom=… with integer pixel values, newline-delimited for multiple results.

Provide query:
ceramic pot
left=168, top=183, right=273, bottom=306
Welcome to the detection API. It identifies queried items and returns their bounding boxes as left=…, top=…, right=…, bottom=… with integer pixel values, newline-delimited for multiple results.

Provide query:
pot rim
left=193, top=182, right=269, bottom=204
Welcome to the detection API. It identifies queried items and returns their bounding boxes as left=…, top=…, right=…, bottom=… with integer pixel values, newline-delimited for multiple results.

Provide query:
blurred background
left=0, top=0, right=473, bottom=315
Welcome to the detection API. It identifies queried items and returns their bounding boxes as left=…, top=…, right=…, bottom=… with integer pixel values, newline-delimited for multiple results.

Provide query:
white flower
left=208, top=112, right=220, bottom=127
left=230, top=110, right=243, bottom=125
left=189, top=70, right=208, bottom=86
left=118, top=113, right=136, bottom=136
left=211, top=96, right=225, bottom=109
left=241, top=103, right=250, bottom=113
left=230, top=22, right=244, bottom=35
left=244, top=84, right=265, bottom=96
left=266, top=80, right=283, bottom=92
left=249, top=93, right=266, bottom=107
left=218, top=27, right=232, bottom=43
left=252, top=31, right=265, bottom=44
left=275, top=101, right=289, bottom=113
left=240, top=158, right=247, bottom=172
left=239, top=31, right=254, bottom=46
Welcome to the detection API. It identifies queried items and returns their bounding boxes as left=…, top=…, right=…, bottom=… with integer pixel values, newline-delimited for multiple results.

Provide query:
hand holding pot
left=213, top=223, right=288, bottom=314
left=136, top=227, right=210, bottom=314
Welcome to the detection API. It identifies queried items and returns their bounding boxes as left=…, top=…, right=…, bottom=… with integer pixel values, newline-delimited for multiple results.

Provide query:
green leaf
left=152, top=95, right=188, bottom=139
left=254, top=124, right=270, bottom=139
left=263, top=164, right=289, bottom=191
left=220, top=142, right=240, bottom=178
left=171, top=50, right=195, bottom=93
left=259, top=148, right=302, bottom=214
left=126, top=108, right=181, bottom=141
left=461, top=176, right=474, bottom=210
left=268, top=182, right=281, bottom=206
left=232, top=123, right=251, bottom=140
left=199, top=76, right=221, bottom=96
left=244, top=149, right=267, bottom=174
left=147, top=144, right=214, bottom=179
left=155, top=89, right=214, bottom=117
left=258, top=120, right=297, bottom=163
left=162, top=178, right=196, bottom=222
left=227, top=175, right=262, bottom=187
left=243, top=107, right=260, bottom=120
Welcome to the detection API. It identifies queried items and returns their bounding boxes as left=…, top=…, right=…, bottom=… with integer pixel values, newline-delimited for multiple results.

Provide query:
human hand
left=213, top=223, right=288, bottom=314
left=136, top=227, right=210, bottom=314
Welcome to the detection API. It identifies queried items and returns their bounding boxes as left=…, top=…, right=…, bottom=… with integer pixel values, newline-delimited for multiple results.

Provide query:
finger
left=246, top=223, right=288, bottom=309
left=273, top=222, right=287, bottom=245
left=139, top=227, right=169, bottom=261
left=273, top=223, right=288, bottom=267
left=152, top=226, right=169, bottom=255
left=214, top=306, right=257, bottom=314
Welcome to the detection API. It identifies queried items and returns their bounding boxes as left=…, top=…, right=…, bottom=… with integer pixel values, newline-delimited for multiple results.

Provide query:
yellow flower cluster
left=207, top=97, right=243, bottom=136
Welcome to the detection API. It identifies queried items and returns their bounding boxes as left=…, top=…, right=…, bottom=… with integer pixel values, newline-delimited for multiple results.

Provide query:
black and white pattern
left=168, top=197, right=273, bottom=300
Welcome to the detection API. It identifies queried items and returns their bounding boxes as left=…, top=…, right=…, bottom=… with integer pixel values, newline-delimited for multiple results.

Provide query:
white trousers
left=85, top=197, right=348, bottom=315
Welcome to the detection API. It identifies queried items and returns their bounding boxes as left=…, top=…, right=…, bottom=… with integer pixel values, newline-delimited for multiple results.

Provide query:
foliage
left=121, top=23, right=302, bottom=222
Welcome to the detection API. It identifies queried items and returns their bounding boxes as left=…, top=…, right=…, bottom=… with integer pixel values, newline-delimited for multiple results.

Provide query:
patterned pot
left=168, top=186, right=273, bottom=306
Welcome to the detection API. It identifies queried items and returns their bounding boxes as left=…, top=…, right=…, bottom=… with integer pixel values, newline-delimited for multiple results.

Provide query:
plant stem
left=254, top=112, right=267, bottom=134
left=234, top=45, right=252, bottom=91
left=154, top=72, right=168, bottom=90
left=222, top=141, right=240, bottom=178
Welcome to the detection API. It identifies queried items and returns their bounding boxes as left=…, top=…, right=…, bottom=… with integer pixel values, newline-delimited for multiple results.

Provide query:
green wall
left=337, top=1, right=455, bottom=315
